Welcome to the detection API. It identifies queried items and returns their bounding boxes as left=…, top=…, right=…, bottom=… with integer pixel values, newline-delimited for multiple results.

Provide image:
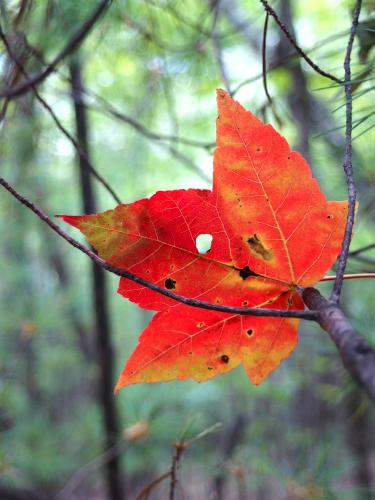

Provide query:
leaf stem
left=322, top=273, right=375, bottom=281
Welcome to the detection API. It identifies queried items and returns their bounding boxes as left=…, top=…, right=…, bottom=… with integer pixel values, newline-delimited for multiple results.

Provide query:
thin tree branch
left=259, top=0, right=341, bottom=84
left=0, top=176, right=317, bottom=320
left=169, top=441, right=186, bottom=500
left=0, top=0, right=112, bottom=100
left=0, top=24, right=121, bottom=205
left=56, top=441, right=125, bottom=500
left=232, top=28, right=350, bottom=96
left=136, top=472, right=172, bottom=500
left=330, top=0, right=362, bottom=303
left=349, top=242, right=375, bottom=257
left=90, top=93, right=214, bottom=149
left=303, top=287, right=375, bottom=403
left=262, top=11, right=273, bottom=106
left=349, top=254, right=375, bottom=266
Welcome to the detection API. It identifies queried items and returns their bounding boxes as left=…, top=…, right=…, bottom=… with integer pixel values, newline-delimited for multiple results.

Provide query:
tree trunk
left=69, top=56, right=123, bottom=500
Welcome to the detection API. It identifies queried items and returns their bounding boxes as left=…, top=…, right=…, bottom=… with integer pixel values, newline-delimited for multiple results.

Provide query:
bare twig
left=232, top=28, right=350, bottom=96
left=136, top=472, right=172, bottom=500
left=349, top=242, right=375, bottom=257
left=349, top=254, right=375, bottom=267
left=262, top=12, right=273, bottom=106
left=56, top=442, right=125, bottom=500
left=259, top=0, right=341, bottom=84
left=90, top=93, right=214, bottom=149
left=0, top=24, right=121, bottom=205
left=169, top=442, right=186, bottom=500
left=330, top=0, right=362, bottom=304
left=0, top=176, right=317, bottom=320
left=0, top=0, right=112, bottom=100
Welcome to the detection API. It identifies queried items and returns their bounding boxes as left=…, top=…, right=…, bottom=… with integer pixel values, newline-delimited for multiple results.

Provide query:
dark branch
left=259, top=0, right=341, bottom=84
left=303, top=287, right=375, bottom=403
left=0, top=24, right=121, bottom=205
left=0, top=176, right=317, bottom=320
left=0, top=0, right=112, bottom=100
left=349, top=242, right=375, bottom=257
left=169, top=442, right=186, bottom=500
left=262, top=12, right=273, bottom=106
left=330, top=0, right=362, bottom=303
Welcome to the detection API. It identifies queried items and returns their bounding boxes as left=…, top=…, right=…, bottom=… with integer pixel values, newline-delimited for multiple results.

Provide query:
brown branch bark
left=303, top=288, right=375, bottom=403
left=69, top=56, right=123, bottom=500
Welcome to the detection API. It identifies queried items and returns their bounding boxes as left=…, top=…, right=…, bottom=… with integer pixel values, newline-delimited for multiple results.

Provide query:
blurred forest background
left=1, top=0, right=375, bottom=499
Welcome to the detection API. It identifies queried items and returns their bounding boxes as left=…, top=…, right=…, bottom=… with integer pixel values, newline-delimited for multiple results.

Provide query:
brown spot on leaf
left=242, top=300, right=248, bottom=306
left=196, top=322, right=205, bottom=328
left=239, top=265, right=257, bottom=280
left=221, top=354, right=229, bottom=363
left=165, top=278, right=176, bottom=289
left=247, top=329, right=253, bottom=336
left=247, top=234, right=273, bottom=261
left=327, top=214, right=333, bottom=219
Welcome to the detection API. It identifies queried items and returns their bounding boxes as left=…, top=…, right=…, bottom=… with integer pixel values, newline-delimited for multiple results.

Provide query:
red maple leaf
left=60, top=90, right=347, bottom=391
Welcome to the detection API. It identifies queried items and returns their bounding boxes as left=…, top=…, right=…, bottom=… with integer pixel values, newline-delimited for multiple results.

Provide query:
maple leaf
left=59, top=90, right=348, bottom=391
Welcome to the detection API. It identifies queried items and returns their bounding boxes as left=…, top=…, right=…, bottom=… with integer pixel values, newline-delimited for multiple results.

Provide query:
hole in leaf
left=242, top=300, right=249, bottom=306
left=247, top=329, right=253, bottom=336
left=327, top=214, right=333, bottom=219
left=165, top=278, right=176, bottom=289
left=221, top=354, right=229, bottom=363
left=195, top=233, right=213, bottom=254
left=196, top=321, right=205, bottom=328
